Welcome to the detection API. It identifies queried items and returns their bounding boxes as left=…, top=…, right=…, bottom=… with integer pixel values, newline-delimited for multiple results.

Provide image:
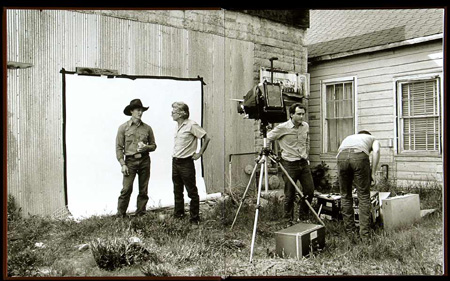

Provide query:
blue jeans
left=117, top=155, right=151, bottom=215
left=172, top=157, right=200, bottom=221
left=337, top=150, right=371, bottom=238
left=281, top=159, right=315, bottom=220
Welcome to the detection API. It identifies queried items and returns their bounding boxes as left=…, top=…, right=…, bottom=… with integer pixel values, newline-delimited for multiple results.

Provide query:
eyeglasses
left=171, top=111, right=180, bottom=115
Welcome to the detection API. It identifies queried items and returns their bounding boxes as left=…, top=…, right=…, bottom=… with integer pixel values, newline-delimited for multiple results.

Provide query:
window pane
left=335, top=84, right=344, bottom=118
left=326, top=85, right=335, bottom=118
left=402, top=116, right=439, bottom=151
left=327, top=118, right=354, bottom=152
left=403, top=80, right=438, bottom=117
left=343, top=83, right=353, bottom=117
left=328, top=119, right=338, bottom=152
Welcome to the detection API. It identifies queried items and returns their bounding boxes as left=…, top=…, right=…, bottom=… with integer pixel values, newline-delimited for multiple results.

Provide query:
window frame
left=395, top=74, right=442, bottom=156
left=320, top=76, right=357, bottom=155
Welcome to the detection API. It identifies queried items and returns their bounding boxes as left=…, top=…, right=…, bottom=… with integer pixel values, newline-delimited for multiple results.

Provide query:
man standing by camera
left=116, top=99, right=157, bottom=218
left=337, top=130, right=380, bottom=241
left=267, top=103, right=314, bottom=225
left=171, top=101, right=210, bottom=224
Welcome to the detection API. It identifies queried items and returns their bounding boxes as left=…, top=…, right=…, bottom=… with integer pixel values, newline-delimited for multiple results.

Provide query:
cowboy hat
left=123, top=99, right=149, bottom=116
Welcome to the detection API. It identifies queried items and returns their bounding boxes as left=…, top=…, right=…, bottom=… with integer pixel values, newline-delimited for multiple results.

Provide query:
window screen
left=399, top=79, right=441, bottom=152
left=325, top=82, right=354, bottom=152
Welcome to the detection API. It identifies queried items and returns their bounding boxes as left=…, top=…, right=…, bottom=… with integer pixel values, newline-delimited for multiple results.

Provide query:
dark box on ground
left=275, top=223, right=325, bottom=259
left=316, top=193, right=342, bottom=221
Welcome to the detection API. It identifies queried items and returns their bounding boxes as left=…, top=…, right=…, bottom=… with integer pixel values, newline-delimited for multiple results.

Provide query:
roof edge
left=308, top=33, right=443, bottom=63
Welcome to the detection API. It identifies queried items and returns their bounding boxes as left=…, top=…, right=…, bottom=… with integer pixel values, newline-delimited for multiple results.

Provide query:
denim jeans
left=337, top=150, right=371, bottom=238
left=117, top=155, right=150, bottom=215
left=281, top=159, right=315, bottom=220
left=172, top=157, right=200, bottom=221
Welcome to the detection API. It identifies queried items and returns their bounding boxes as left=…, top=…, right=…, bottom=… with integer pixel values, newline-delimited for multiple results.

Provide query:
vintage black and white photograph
left=4, top=6, right=445, bottom=278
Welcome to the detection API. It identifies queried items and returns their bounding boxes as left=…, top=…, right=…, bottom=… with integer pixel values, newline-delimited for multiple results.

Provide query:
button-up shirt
left=267, top=119, right=310, bottom=161
left=116, top=119, right=157, bottom=165
left=173, top=119, right=206, bottom=158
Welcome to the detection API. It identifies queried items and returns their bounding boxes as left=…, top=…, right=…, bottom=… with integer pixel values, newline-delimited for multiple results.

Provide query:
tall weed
left=89, top=237, right=157, bottom=271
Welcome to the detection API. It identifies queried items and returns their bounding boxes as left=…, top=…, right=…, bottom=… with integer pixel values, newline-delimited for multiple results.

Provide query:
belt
left=126, top=153, right=147, bottom=159
left=281, top=158, right=308, bottom=163
left=341, top=148, right=364, bottom=153
left=172, top=157, right=193, bottom=161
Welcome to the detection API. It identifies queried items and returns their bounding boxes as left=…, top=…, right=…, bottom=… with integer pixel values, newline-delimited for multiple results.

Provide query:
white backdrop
left=65, top=75, right=206, bottom=219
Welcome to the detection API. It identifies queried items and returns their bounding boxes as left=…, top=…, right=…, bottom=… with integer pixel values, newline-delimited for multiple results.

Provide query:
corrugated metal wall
left=6, top=9, right=228, bottom=216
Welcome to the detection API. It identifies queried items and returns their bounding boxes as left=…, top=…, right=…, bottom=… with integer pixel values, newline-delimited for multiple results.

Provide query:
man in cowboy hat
left=115, top=99, right=157, bottom=217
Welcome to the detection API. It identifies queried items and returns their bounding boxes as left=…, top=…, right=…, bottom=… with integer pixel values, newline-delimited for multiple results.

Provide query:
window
left=322, top=78, right=355, bottom=153
left=397, top=77, right=441, bottom=153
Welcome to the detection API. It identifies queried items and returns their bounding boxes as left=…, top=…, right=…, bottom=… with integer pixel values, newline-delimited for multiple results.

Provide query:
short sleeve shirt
left=337, top=133, right=376, bottom=156
left=173, top=119, right=207, bottom=158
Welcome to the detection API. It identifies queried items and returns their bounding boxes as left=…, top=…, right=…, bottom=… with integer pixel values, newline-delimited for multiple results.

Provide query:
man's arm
left=192, top=134, right=210, bottom=160
left=145, top=127, right=157, bottom=152
left=306, top=124, right=310, bottom=158
left=115, top=126, right=126, bottom=166
left=371, top=140, right=381, bottom=185
left=266, top=124, right=282, bottom=148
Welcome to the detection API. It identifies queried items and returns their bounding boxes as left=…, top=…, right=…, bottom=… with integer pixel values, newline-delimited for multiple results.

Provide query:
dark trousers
left=337, top=150, right=371, bottom=238
left=172, top=157, right=200, bottom=221
left=281, top=159, right=315, bottom=220
left=117, top=155, right=150, bottom=215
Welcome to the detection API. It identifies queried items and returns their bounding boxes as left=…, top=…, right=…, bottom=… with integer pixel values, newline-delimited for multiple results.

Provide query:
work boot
left=115, top=213, right=127, bottom=219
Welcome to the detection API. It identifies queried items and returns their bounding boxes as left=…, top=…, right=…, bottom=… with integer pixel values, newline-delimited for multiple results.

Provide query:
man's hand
left=192, top=153, right=201, bottom=160
left=137, top=142, right=147, bottom=153
left=371, top=173, right=377, bottom=187
left=121, top=164, right=129, bottom=176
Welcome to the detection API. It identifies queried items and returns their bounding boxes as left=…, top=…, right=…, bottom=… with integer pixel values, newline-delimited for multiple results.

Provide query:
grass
left=6, top=181, right=444, bottom=277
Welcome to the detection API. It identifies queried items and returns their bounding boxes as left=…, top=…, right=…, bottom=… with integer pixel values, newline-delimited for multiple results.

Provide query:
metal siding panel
left=187, top=31, right=226, bottom=193
left=7, top=9, right=68, bottom=216
left=6, top=10, right=21, bottom=211
left=160, top=25, right=187, bottom=77
left=224, top=38, right=256, bottom=192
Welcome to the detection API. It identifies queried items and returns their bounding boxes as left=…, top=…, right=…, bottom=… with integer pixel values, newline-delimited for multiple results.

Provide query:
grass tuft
left=89, top=237, right=157, bottom=271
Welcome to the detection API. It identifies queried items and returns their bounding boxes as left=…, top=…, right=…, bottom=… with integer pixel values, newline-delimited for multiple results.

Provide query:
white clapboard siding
left=309, top=40, right=443, bottom=184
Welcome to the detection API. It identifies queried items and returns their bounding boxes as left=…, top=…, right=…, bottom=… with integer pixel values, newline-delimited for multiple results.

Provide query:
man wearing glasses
left=171, top=102, right=210, bottom=224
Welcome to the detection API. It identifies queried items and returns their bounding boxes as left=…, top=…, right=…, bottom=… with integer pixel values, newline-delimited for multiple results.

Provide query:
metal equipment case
left=316, top=193, right=342, bottom=221
left=275, top=223, right=325, bottom=259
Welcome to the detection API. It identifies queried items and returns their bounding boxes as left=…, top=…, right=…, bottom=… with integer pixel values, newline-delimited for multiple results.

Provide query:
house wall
left=6, top=9, right=308, bottom=216
left=308, top=40, right=443, bottom=185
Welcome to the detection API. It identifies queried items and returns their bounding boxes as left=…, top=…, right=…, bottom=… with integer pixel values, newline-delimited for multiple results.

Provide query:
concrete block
left=381, top=194, right=420, bottom=230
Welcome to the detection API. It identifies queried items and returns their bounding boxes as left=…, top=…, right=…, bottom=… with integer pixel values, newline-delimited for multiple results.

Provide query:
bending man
left=337, top=130, right=380, bottom=241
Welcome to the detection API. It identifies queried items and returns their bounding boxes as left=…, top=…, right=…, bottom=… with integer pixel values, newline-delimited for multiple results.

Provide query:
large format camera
left=237, top=57, right=288, bottom=125
left=237, top=81, right=287, bottom=124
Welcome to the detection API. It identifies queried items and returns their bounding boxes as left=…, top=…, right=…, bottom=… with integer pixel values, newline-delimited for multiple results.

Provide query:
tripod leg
left=249, top=158, right=266, bottom=262
left=269, top=156, right=326, bottom=227
left=230, top=162, right=258, bottom=230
